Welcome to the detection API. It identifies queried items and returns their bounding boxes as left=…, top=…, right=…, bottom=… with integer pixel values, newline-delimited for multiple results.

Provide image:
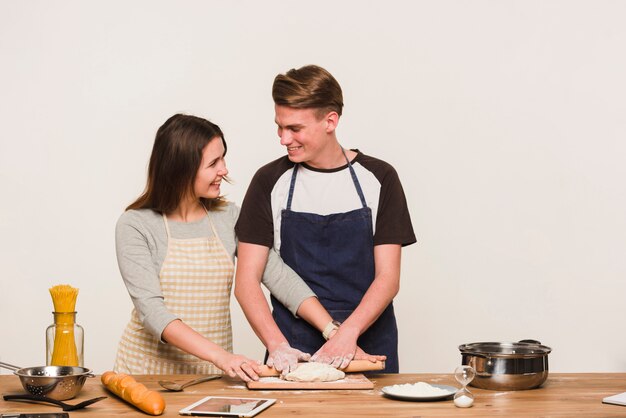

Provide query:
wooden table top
left=1, top=373, right=625, bottom=417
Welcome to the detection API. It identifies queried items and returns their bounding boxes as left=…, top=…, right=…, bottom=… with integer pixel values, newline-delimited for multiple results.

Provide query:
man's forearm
left=340, top=275, right=398, bottom=336
left=340, top=244, right=401, bottom=336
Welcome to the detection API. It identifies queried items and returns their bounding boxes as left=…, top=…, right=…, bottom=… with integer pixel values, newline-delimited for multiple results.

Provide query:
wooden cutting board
left=247, top=373, right=373, bottom=390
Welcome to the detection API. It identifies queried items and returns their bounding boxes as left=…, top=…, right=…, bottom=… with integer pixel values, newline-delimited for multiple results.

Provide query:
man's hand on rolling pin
left=310, top=326, right=357, bottom=369
left=354, top=346, right=387, bottom=363
left=267, top=342, right=311, bottom=375
left=311, top=326, right=386, bottom=369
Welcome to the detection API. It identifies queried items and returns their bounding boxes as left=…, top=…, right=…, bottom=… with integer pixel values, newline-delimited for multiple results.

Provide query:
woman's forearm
left=161, top=319, right=226, bottom=363
left=235, top=242, right=289, bottom=351
left=262, top=248, right=317, bottom=317
left=295, top=297, right=334, bottom=332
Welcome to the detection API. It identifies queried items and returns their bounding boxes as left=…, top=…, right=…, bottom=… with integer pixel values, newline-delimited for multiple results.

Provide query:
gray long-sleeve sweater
left=115, top=202, right=315, bottom=339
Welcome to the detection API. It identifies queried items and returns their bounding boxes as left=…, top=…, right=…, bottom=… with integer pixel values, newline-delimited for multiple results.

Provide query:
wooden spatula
left=257, top=359, right=385, bottom=377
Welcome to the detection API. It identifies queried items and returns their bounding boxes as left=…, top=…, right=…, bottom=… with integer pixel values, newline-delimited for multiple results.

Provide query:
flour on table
left=284, top=362, right=345, bottom=382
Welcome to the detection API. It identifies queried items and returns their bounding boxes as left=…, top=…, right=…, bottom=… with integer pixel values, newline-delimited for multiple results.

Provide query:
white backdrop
left=1, top=1, right=625, bottom=374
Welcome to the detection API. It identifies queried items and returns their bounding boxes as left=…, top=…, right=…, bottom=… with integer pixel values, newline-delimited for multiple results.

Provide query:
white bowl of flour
left=381, top=382, right=457, bottom=401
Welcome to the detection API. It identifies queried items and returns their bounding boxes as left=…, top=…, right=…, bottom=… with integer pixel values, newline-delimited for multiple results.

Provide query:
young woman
left=113, top=114, right=313, bottom=381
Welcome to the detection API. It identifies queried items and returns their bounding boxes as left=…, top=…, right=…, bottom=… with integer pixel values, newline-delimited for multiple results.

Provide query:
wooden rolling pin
left=257, top=360, right=385, bottom=377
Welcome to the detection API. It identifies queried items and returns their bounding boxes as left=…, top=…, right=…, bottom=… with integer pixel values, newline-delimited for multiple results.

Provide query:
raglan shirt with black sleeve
left=235, top=150, right=416, bottom=254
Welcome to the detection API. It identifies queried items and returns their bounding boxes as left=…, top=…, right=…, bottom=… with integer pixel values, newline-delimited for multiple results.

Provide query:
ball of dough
left=284, top=362, right=345, bottom=382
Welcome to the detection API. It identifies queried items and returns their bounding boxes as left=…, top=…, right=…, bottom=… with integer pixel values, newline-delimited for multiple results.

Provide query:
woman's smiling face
left=194, top=136, right=228, bottom=199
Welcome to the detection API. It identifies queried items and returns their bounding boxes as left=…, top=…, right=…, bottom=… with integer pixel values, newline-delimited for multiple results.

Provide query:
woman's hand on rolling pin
left=213, top=351, right=261, bottom=382
left=267, top=342, right=311, bottom=375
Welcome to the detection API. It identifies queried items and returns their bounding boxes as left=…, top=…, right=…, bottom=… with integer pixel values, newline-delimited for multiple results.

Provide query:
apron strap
left=202, top=205, right=227, bottom=250
left=162, top=213, right=172, bottom=238
left=340, top=148, right=368, bottom=209
left=286, top=164, right=299, bottom=211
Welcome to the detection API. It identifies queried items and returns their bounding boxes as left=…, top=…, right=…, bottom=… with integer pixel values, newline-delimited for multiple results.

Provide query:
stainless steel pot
left=0, top=361, right=94, bottom=400
left=459, top=340, right=552, bottom=391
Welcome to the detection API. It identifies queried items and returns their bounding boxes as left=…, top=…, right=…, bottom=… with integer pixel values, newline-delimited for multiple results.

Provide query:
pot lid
left=459, top=340, right=552, bottom=357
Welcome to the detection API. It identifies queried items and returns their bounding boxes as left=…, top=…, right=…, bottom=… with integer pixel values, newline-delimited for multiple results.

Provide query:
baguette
left=101, top=371, right=165, bottom=415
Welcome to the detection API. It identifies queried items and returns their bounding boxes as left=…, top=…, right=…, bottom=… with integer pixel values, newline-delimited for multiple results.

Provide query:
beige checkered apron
left=114, top=211, right=234, bottom=374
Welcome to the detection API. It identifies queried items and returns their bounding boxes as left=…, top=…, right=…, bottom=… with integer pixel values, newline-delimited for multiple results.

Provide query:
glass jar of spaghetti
left=46, top=311, right=84, bottom=367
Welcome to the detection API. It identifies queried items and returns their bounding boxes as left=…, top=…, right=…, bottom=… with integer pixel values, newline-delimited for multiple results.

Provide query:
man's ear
left=325, top=111, right=339, bottom=133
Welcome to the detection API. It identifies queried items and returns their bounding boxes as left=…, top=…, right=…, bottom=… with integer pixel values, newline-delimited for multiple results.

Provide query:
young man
left=235, top=65, right=416, bottom=373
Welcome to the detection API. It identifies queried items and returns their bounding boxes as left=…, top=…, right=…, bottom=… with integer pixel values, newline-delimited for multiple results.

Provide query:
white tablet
left=179, top=396, right=276, bottom=417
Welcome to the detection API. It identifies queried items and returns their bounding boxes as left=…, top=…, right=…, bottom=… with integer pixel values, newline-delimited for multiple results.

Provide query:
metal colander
left=0, top=361, right=94, bottom=400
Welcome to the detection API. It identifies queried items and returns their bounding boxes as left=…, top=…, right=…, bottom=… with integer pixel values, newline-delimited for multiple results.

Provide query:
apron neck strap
left=341, top=148, right=367, bottom=208
left=203, top=205, right=220, bottom=239
left=162, top=212, right=172, bottom=238
left=286, top=164, right=299, bottom=211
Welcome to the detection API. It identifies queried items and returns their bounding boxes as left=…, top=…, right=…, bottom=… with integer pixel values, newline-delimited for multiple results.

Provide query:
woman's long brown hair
left=127, top=114, right=228, bottom=213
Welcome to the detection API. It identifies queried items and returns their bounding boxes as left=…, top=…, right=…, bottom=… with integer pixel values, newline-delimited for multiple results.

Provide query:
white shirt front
left=270, top=163, right=381, bottom=252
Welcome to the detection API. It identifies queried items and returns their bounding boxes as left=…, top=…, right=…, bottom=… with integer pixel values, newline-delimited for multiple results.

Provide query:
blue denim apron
left=271, top=152, right=399, bottom=372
